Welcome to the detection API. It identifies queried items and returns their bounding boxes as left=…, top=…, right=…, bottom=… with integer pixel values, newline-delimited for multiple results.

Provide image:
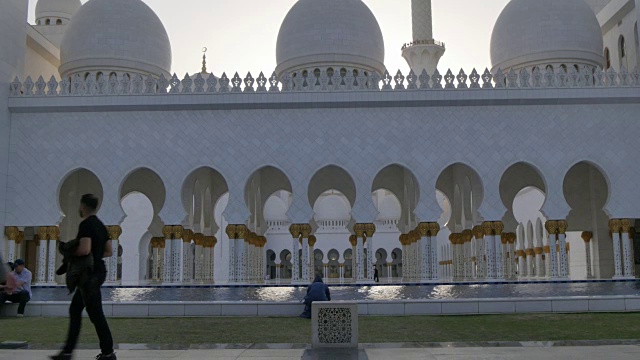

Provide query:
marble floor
left=2, top=346, right=640, bottom=360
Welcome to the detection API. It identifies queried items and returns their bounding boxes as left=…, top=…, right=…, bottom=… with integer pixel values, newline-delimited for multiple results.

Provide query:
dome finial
left=201, top=47, right=208, bottom=74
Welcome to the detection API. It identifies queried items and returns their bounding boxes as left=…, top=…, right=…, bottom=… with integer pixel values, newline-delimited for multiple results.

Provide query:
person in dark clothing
left=374, top=266, right=379, bottom=283
left=300, top=275, right=331, bottom=319
left=50, top=194, right=116, bottom=360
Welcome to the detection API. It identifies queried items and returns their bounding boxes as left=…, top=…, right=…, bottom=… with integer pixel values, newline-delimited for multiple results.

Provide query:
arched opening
left=119, top=168, right=166, bottom=285
left=437, top=163, right=483, bottom=233
left=391, top=248, right=402, bottom=278
left=266, top=249, right=277, bottom=280
left=604, top=48, right=611, bottom=69
left=327, top=249, right=340, bottom=280
left=280, top=250, right=292, bottom=279
left=245, top=166, right=292, bottom=236
left=57, top=168, right=104, bottom=284
left=372, top=164, right=420, bottom=234
left=564, top=162, right=612, bottom=279
left=343, top=248, right=353, bottom=279
left=619, top=35, right=627, bottom=69
left=374, top=248, right=388, bottom=280
left=45, top=19, right=50, bottom=25
left=56, top=19, right=62, bottom=25
left=313, top=249, right=324, bottom=278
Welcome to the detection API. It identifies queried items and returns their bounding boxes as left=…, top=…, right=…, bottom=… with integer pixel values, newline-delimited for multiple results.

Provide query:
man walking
left=51, top=194, right=116, bottom=360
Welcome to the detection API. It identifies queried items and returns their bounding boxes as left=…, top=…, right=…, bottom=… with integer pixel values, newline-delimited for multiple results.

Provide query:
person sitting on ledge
left=0, top=259, right=31, bottom=317
left=300, top=274, right=331, bottom=319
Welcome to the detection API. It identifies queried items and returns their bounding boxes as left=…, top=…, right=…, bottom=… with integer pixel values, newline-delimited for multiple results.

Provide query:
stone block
left=515, top=300, right=553, bottom=313
left=220, top=304, right=258, bottom=316
left=404, top=302, right=442, bottom=315
left=148, top=303, right=185, bottom=317
left=184, top=304, right=222, bottom=316
left=479, top=301, right=516, bottom=314
left=112, top=304, right=149, bottom=317
left=257, top=303, right=301, bottom=316
left=366, top=302, right=405, bottom=316
left=312, top=301, right=358, bottom=348
left=588, top=298, right=626, bottom=312
left=551, top=299, right=589, bottom=313
left=441, top=301, right=479, bottom=315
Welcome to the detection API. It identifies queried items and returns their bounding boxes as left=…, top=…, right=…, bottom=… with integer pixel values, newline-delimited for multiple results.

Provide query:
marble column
left=483, top=222, right=496, bottom=279
left=526, top=249, right=535, bottom=279
left=4, top=226, right=19, bottom=263
left=354, top=224, right=365, bottom=282
left=194, top=233, right=205, bottom=282
left=171, top=226, right=184, bottom=283
left=545, top=221, right=559, bottom=279
left=462, top=230, right=473, bottom=280
left=535, top=247, right=545, bottom=278
left=107, top=226, right=122, bottom=283
left=301, top=225, right=311, bottom=283
left=289, top=224, right=301, bottom=283
left=581, top=232, right=593, bottom=279
left=181, top=229, right=194, bottom=283
left=236, top=225, right=248, bottom=283
left=449, top=233, right=461, bottom=281
left=340, top=263, right=345, bottom=283
left=350, top=235, right=357, bottom=281
left=225, top=225, right=237, bottom=283
left=609, top=220, right=624, bottom=278
left=47, top=226, right=60, bottom=284
left=399, top=234, right=408, bottom=281
left=621, top=219, right=636, bottom=278
left=429, top=223, right=440, bottom=280
left=36, top=227, right=48, bottom=284
left=308, top=235, right=317, bottom=280
left=473, top=226, right=485, bottom=280
left=557, top=220, right=569, bottom=278
left=494, top=222, right=505, bottom=279
left=365, top=224, right=376, bottom=282
left=418, top=223, right=431, bottom=281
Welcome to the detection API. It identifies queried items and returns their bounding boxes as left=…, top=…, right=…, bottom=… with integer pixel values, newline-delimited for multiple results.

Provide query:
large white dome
left=276, top=0, right=385, bottom=76
left=490, top=0, right=604, bottom=72
left=36, top=0, right=82, bottom=21
left=59, top=0, right=172, bottom=78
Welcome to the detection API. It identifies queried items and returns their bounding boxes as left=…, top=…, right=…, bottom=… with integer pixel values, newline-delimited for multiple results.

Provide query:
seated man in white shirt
left=0, top=259, right=32, bottom=317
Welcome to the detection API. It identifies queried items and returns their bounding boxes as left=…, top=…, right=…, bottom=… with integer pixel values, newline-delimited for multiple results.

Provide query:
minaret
left=402, top=0, right=446, bottom=75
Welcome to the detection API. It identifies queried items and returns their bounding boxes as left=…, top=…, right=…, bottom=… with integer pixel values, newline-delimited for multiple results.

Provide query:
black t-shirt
left=76, top=215, right=109, bottom=275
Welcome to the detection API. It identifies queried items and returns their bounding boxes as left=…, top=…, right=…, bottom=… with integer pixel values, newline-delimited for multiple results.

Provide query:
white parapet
left=312, top=301, right=358, bottom=348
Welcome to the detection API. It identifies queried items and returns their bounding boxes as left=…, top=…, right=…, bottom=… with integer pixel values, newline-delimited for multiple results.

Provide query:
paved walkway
left=1, top=346, right=640, bottom=360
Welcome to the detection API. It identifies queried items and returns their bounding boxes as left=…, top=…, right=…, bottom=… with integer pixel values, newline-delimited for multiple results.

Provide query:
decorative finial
left=201, top=47, right=208, bottom=74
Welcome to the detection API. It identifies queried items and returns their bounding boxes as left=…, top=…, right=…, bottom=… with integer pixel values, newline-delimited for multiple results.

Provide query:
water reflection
left=32, top=281, right=640, bottom=303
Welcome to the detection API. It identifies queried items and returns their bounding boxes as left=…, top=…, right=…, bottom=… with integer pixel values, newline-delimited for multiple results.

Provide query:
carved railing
left=402, top=39, right=446, bottom=49
left=8, top=66, right=640, bottom=98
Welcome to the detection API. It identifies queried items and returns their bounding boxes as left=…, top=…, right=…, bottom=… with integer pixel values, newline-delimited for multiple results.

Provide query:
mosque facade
left=0, top=0, right=639, bottom=286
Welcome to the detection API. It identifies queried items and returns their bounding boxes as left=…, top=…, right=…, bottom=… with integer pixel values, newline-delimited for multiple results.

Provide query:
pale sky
left=28, top=0, right=511, bottom=76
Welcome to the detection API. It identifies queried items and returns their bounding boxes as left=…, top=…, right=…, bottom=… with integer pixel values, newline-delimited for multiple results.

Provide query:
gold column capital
left=365, top=223, right=376, bottom=237
left=354, top=223, right=365, bottom=238
left=225, top=224, right=237, bottom=239
left=472, top=225, right=484, bottom=239
left=461, top=230, right=473, bottom=243
left=534, top=247, right=544, bottom=255
left=194, top=233, right=205, bottom=246
left=236, top=225, right=247, bottom=239
left=308, top=235, right=317, bottom=247
left=4, top=226, right=19, bottom=241
left=38, top=226, right=48, bottom=240
left=289, top=224, right=301, bottom=238
left=557, top=220, right=568, bottom=235
left=349, top=234, right=357, bottom=247
left=545, top=220, right=558, bottom=235
left=182, top=229, right=194, bottom=243
left=493, top=221, right=504, bottom=236
left=107, top=225, right=122, bottom=241
left=482, top=222, right=494, bottom=236
left=581, top=231, right=593, bottom=242
left=162, top=225, right=173, bottom=239
left=429, top=222, right=440, bottom=236
left=609, top=219, right=621, bottom=233
left=398, top=234, right=408, bottom=246
left=417, top=222, right=429, bottom=237
left=16, top=231, right=24, bottom=244
left=172, top=225, right=184, bottom=240
left=621, top=219, right=632, bottom=233
left=543, top=245, right=550, bottom=253
left=48, top=226, right=60, bottom=241
left=301, top=224, right=312, bottom=238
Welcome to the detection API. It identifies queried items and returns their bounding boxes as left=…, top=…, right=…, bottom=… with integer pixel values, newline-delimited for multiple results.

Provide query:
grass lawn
left=1, top=314, right=639, bottom=345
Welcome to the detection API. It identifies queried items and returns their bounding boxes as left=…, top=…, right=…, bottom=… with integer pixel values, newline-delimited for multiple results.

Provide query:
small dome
left=314, top=195, right=351, bottom=221
left=59, top=0, right=172, bottom=78
left=36, top=0, right=82, bottom=21
left=264, top=196, right=289, bottom=221
left=490, top=0, right=604, bottom=71
left=276, top=0, right=385, bottom=76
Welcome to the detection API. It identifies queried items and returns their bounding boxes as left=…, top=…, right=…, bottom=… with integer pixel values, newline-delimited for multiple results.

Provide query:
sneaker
left=16, top=314, right=24, bottom=318
left=95, top=353, right=117, bottom=360
left=49, top=353, right=72, bottom=360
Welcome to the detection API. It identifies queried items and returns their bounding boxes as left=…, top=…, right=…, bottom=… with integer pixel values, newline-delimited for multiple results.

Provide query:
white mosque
left=0, top=0, right=639, bottom=286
